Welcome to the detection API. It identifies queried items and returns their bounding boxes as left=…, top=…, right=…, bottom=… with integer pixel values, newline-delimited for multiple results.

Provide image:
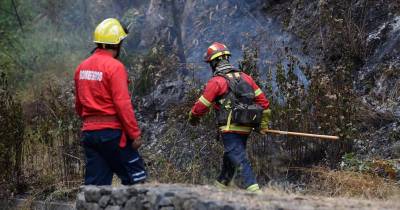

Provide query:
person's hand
left=259, top=128, right=269, bottom=135
left=259, top=109, right=272, bottom=135
left=188, top=111, right=200, bottom=126
left=132, top=136, right=142, bottom=150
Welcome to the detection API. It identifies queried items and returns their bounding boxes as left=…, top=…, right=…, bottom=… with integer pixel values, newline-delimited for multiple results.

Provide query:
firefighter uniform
left=189, top=42, right=270, bottom=193
left=190, top=72, right=270, bottom=134
left=74, top=18, right=146, bottom=185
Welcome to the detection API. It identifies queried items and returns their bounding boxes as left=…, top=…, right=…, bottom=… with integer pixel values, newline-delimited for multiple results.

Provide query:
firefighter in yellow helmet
left=188, top=42, right=271, bottom=193
left=74, top=18, right=146, bottom=185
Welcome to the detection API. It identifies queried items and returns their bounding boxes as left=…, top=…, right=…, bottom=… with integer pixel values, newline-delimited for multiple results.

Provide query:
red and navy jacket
left=74, top=49, right=141, bottom=146
left=190, top=72, right=270, bottom=134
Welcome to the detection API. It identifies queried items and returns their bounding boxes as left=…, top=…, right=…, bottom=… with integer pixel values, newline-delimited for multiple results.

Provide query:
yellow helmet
left=93, top=18, right=128, bottom=45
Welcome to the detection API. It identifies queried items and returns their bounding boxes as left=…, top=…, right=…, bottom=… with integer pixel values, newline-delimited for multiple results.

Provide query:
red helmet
left=203, top=42, right=231, bottom=63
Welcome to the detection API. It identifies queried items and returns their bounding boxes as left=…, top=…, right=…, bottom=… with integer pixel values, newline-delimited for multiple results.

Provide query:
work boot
left=246, top=184, right=262, bottom=194
left=214, top=180, right=228, bottom=190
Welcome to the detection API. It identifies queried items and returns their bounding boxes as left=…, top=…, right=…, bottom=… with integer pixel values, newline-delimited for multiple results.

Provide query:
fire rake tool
left=262, top=129, right=339, bottom=140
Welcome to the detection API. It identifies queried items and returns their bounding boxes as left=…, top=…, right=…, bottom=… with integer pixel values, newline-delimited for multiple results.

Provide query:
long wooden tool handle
left=265, top=129, right=340, bottom=140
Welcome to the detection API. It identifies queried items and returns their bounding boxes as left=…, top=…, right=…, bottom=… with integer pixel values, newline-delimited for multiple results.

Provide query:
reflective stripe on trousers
left=81, top=129, right=147, bottom=185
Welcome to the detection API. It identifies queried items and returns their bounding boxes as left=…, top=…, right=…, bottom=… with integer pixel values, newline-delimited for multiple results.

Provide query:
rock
left=221, top=204, right=237, bottom=210
left=124, top=195, right=147, bottom=210
left=105, top=205, right=121, bottom=210
left=123, top=197, right=139, bottom=210
left=127, top=186, right=139, bottom=196
left=158, top=196, right=173, bottom=208
left=110, top=188, right=129, bottom=205
left=83, top=203, right=101, bottom=210
left=203, top=201, right=222, bottom=210
left=182, top=198, right=198, bottom=210
left=159, top=207, right=175, bottom=210
left=143, top=80, right=186, bottom=111
left=99, top=195, right=111, bottom=208
left=99, top=186, right=112, bottom=195
left=76, top=192, right=87, bottom=210
left=164, top=192, right=175, bottom=197
left=84, top=186, right=102, bottom=203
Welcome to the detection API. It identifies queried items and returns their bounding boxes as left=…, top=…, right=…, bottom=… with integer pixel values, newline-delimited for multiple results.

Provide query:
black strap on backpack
left=221, top=72, right=255, bottom=105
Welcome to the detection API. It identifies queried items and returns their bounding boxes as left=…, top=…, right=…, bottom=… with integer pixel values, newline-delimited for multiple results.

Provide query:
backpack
left=216, top=72, right=264, bottom=127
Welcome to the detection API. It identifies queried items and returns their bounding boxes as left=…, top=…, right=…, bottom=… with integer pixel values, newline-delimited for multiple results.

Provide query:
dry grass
left=304, top=167, right=400, bottom=199
left=11, top=76, right=83, bottom=199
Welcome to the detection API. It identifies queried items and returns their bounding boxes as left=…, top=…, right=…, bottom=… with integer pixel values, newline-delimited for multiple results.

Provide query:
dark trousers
left=217, top=133, right=257, bottom=188
left=81, top=129, right=146, bottom=185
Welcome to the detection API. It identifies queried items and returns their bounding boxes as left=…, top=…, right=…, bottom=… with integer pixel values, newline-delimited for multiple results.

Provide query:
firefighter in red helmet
left=189, top=42, right=271, bottom=193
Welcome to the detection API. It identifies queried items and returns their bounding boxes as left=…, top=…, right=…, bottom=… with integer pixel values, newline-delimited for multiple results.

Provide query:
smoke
left=87, top=0, right=314, bottom=88
left=13, top=0, right=314, bottom=92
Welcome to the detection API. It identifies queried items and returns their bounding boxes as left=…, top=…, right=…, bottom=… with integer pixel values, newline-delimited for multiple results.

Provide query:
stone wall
left=76, top=184, right=249, bottom=210
left=75, top=183, right=400, bottom=210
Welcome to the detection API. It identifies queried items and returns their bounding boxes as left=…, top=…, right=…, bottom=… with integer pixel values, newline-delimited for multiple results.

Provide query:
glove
left=188, top=111, right=200, bottom=126
left=260, top=109, right=271, bottom=134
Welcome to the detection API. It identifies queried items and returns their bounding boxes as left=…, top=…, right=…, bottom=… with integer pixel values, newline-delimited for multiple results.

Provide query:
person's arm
left=189, top=78, right=221, bottom=125
left=74, top=68, right=83, bottom=117
left=248, top=79, right=269, bottom=109
left=247, top=76, right=271, bottom=132
left=109, top=65, right=141, bottom=140
left=190, top=79, right=221, bottom=116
